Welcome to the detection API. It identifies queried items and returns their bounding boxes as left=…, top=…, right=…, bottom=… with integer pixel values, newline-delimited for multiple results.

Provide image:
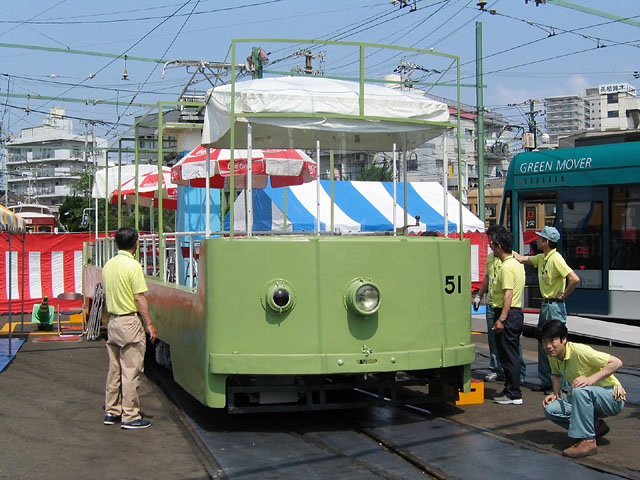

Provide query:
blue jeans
left=537, top=302, right=567, bottom=386
left=544, top=386, right=624, bottom=439
left=487, top=305, right=527, bottom=381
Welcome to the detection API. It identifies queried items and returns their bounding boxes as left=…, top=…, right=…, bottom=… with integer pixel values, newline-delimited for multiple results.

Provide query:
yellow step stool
left=456, top=379, right=485, bottom=405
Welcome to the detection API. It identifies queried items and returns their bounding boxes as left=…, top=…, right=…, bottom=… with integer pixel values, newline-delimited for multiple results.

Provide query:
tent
left=92, top=165, right=158, bottom=199
left=226, top=180, right=485, bottom=234
left=203, top=76, right=451, bottom=151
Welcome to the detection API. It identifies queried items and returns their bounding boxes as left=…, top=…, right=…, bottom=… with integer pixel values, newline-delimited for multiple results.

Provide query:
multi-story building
left=4, top=108, right=106, bottom=213
left=545, top=83, right=640, bottom=144
left=544, top=95, right=590, bottom=144
left=590, top=83, right=640, bottom=131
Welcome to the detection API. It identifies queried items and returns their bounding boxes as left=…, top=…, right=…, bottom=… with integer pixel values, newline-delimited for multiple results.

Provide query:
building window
left=607, top=93, right=618, bottom=104
left=607, top=110, right=619, bottom=118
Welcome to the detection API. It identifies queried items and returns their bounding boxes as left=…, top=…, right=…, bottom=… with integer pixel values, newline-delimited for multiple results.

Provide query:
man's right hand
left=473, top=295, right=481, bottom=311
left=147, top=324, right=158, bottom=343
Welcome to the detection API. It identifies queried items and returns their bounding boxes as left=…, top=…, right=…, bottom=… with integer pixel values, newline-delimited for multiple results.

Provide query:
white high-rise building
left=545, top=83, right=640, bottom=144
left=4, top=108, right=106, bottom=212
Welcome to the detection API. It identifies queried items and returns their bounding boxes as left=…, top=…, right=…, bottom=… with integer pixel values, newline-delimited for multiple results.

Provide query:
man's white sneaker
left=484, top=372, right=498, bottom=382
left=493, top=395, right=523, bottom=405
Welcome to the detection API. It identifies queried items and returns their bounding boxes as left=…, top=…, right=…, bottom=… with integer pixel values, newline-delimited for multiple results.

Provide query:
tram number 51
left=444, top=275, right=462, bottom=294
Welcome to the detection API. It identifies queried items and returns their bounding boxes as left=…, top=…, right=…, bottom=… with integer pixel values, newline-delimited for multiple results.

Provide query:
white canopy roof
left=202, top=76, right=451, bottom=151
left=92, top=165, right=158, bottom=199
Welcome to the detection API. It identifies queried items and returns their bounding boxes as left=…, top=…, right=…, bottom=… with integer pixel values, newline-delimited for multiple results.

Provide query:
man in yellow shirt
left=514, top=226, right=580, bottom=394
left=102, top=227, right=157, bottom=429
left=540, top=320, right=625, bottom=458
left=474, top=225, right=526, bottom=383
left=489, top=228, right=526, bottom=405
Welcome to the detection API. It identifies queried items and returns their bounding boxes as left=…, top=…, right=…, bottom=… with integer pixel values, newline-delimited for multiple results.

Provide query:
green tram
left=499, top=141, right=640, bottom=321
left=84, top=40, right=475, bottom=412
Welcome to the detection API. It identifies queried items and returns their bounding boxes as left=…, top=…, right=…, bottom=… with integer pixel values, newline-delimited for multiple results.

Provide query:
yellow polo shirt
left=549, top=342, right=621, bottom=388
left=102, top=250, right=148, bottom=315
left=491, top=256, right=525, bottom=309
left=530, top=249, right=573, bottom=299
left=486, top=252, right=498, bottom=305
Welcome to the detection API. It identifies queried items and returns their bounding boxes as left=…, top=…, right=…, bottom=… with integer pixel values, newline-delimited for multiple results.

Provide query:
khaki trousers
left=105, top=314, right=146, bottom=422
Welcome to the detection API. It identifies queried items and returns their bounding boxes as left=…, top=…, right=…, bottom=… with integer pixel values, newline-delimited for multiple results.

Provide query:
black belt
left=111, top=312, right=139, bottom=317
left=543, top=299, right=564, bottom=303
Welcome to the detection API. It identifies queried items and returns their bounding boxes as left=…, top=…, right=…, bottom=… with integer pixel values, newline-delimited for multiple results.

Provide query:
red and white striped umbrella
left=171, top=146, right=317, bottom=189
left=110, top=167, right=178, bottom=209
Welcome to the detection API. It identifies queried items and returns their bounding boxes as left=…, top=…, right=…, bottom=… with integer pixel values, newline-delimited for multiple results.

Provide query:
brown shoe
left=563, top=438, right=597, bottom=458
left=595, top=419, right=610, bottom=439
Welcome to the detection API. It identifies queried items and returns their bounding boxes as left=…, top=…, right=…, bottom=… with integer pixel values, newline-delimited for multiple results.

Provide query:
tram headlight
left=262, top=279, right=296, bottom=314
left=344, top=278, right=380, bottom=316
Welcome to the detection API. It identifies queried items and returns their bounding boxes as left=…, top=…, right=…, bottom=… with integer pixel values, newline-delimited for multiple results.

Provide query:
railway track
left=146, top=361, right=638, bottom=480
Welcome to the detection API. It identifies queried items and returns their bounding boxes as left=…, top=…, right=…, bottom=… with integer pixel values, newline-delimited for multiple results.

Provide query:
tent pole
left=330, top=150, right=334, bottom=234
left=316, top=140, right=320, bottom=235
left=403, top=150, right=408, bottom=228
left=205, top=147, right=211, bottom=239
left=283, top=187, right=288, bottom=232
left=442, top=132, right=449, bottom=237
left=247, top=123, right=253, bottom=237
left=392, top=144, right=397, bottom=236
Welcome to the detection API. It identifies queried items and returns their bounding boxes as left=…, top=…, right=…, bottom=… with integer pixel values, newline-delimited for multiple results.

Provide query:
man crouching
left=540, top=320, right=626, bottom=458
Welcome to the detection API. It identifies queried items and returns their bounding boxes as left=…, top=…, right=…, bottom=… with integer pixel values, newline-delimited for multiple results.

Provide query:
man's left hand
left=572, top=375, right=593, bottom=388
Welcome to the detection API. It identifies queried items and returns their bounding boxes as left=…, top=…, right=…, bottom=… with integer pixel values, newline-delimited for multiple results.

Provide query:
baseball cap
left=536, top=225, right=560, bottom=242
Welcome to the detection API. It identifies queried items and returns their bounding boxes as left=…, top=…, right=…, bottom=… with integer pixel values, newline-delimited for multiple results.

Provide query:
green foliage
left=356, top=160, right=393, bottom=182
left=60, top=195, right=176, bottom=233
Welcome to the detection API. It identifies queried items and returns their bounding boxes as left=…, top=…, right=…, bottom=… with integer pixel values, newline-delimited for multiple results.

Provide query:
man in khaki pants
left=102, top=227, right=157, bottom=429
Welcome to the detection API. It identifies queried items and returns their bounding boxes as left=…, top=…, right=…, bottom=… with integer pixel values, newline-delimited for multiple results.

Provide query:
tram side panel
left=191, top=235, right=474, bottom=408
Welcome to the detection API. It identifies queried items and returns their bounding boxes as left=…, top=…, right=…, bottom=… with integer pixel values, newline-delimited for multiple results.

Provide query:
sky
left=1, top=0, right=639, bottom=145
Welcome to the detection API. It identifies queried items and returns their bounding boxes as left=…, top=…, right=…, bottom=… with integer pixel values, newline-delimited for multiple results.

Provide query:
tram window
left=610, top=186, right=640, bottom=270
left=562, top=201, right=603, bottom=289
left=39, top=226, right=52, bottom=233
left=544, top=203, right=556, bottom=226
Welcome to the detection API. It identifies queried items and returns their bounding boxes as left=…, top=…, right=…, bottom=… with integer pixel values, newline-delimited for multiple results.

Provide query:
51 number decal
left=444, top=275, right=462, bottom=294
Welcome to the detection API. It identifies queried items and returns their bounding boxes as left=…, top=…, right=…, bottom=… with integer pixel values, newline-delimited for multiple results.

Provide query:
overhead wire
left=7, top=0, right=196, bottom=137
left=103, top=0, right=203, bottom=137
left=0, top=0, right=284, bottom=25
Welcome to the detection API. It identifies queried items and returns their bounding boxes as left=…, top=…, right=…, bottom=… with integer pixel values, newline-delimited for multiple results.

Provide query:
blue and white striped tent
left=225, top=180, right=484, bottom=234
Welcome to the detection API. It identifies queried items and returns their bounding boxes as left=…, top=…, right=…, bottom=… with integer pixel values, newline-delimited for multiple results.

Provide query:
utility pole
left=295, top=50, right=324, bottom=75
left=476, top=21, right=485, bottom=225
left=525, top=99, right=540, bottom=151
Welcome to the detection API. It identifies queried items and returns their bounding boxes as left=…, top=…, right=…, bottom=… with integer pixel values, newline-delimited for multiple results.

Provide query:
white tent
left=91, top=165, right=158, bottom=199
left=202, top=76, right=451, bottom=151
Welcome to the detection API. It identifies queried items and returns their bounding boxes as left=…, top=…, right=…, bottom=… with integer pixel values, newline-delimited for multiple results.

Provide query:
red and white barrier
left=0, top=233, right=91, bottom=314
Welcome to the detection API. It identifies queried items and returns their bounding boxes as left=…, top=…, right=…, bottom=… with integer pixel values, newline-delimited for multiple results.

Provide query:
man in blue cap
left=514, top=226, right=580, bottom=394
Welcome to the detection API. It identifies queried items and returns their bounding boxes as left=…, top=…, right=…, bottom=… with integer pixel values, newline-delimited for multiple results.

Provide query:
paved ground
left=0, top=316, right=209, bottom=480
left=1, top=314, right=639, bottom=479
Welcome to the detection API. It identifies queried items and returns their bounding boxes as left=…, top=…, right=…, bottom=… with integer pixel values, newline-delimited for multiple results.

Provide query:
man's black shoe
left=104, top=413, right=121, bottom=425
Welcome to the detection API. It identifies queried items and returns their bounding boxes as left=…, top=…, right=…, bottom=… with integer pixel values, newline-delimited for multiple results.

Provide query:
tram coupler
left=31, top=296, right=54, bottom=331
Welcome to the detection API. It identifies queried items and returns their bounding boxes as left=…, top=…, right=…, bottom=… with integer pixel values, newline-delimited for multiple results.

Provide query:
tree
left=356, top=160, right=393, bottom=182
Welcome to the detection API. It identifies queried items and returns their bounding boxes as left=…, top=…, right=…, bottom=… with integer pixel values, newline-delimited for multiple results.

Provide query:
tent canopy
left=226, top=181, right=484, bottom=234
left=202, top=76, right=452, bottom=151
left=92, top=165, right=158, bottom=199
